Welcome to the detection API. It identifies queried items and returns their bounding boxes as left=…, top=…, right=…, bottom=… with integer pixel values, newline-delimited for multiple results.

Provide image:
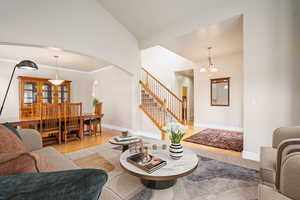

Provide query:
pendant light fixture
left=49, top=55, right=65, bottom=86
left=200, top=47, right=218, bottom=73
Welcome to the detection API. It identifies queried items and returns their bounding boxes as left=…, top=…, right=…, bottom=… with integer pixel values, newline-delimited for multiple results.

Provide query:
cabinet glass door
left=41, top=83, right=54, bottom=103
left=58, top=85, right=69, bottom=103
left=23, top=82, right=38, bottom=105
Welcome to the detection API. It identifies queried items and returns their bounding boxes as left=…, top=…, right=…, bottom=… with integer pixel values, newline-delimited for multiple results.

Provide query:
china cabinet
left=18, top=76, right=71, bottom=119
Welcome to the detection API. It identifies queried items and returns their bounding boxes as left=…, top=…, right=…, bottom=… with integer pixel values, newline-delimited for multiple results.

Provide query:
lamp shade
left=49, top=79, right=65, bottom=86
left=200, top=67, right=207, bottom=72
left=16, top=60, right=38, bottom=70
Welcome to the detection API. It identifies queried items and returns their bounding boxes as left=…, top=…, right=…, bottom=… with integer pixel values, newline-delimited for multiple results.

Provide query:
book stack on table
left=127, top=153, right=167, bottom=174
left=114, top=135, right=139, bottom=142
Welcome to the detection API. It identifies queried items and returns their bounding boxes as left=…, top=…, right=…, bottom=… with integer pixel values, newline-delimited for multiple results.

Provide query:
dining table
left=0, top=113, right=104, bottom=140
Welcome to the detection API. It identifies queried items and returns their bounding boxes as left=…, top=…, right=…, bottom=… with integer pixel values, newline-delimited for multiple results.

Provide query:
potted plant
left=92, top=98, right=99, bottom=108
left=163, top=122, right=187, bottom=160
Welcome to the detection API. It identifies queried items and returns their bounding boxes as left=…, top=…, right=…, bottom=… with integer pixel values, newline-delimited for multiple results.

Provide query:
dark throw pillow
left=2, top=123, right=22, bottom=140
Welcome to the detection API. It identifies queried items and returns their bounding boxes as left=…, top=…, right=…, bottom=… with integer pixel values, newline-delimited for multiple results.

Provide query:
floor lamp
left=0, top=60, right=38, bottom=116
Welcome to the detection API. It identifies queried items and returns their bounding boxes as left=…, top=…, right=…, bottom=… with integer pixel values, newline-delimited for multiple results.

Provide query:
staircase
left=140, top=68, right=187, bottom=138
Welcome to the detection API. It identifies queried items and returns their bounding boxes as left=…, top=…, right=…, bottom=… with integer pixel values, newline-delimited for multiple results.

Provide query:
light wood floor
left=52, top=126, right=242, bottom=158
left=52, top=129, right=119, bottom=154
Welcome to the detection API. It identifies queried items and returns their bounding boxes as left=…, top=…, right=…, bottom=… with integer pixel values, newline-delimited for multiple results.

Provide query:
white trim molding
left=0, top=58, right=115, bottom=74
left=242, top=151, right=260, bottom=161
left=102, top=124, right=132, bottom=132
left=194, top=123, right=243, bottom=132
left=133, top=130, right=161, bottom=140
left=102, top=124, right=161, bottom=140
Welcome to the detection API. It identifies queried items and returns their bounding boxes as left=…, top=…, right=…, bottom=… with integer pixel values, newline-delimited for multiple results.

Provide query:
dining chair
left=31, top=103, right=41, bottom=119
left=63, top=103, right=82, bottom=143
left=93, top=102, right=103, bottom=135
left=40, top=103, right=61, bottom=145
left=84, top=102, right=103, bottom=136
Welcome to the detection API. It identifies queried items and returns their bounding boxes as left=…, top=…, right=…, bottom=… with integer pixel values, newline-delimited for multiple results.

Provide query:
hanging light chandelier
left=200, top=47, right=218, bottom=73
left=49, top=55, right=65, bottom=86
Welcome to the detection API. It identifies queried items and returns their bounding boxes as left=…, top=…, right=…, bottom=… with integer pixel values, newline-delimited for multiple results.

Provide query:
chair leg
left=93, top=122, right=96, bottom=136
left=64, top=131, right=67, bottom=144
left=99, top=121, right=102, bottom=136
left=58, top=132, right=61, bottom=144
left=89, top=120, right=92, bottom=135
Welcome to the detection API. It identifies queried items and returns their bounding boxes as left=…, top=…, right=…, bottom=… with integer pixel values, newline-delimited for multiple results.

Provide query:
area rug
left=130, top=155, right=260, bottom=200
left=67, top=140, right=259, bottom=200
left=184, top=129, right=243, bottom=152
left=73, top=153, right=115, bottom=172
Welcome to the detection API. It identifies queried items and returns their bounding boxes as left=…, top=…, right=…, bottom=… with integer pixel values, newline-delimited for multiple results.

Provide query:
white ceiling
left=160, top=16, right=243, bottom=62
left=0, top=45, right=111, bottom=72
left=97, top=1, right=242, bottom=62
left=97, top=0, right=220, bottom=41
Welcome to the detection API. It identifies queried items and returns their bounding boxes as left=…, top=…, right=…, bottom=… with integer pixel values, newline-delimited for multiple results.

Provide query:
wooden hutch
left=18, top=76, right=71, bottom=119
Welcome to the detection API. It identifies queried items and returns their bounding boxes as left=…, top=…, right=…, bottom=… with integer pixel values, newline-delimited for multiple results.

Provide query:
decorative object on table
left=92, top=97, right=99, bottom=108
left=121, top=130, right=129, bottom=137
left=109, top=136, right=142, bottom=152
left=163, top=122, right=188, bottom=160
left=162, top=144, right=167, bottom=150
left=152, top=144, right=157, bottom=151
left=114, top=135, right=138, bottom=142
left=0, top=60, right=38, bottom=116
left=127, top=153, right=167, bottom=174
left=141, top=146, right=151, bottom=164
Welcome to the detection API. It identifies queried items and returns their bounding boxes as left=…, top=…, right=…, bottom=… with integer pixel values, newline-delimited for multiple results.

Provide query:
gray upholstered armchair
left=259, top=127, right=300, bottom=200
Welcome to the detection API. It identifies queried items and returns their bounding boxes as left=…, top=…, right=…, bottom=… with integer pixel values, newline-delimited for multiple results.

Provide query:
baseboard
left=102, top=124, right=161, bottom=140
left=133, top=130, right=161, bottom=140
left=242, top=151, right=260, bottom=161
left=102, top=124, right=132, bottom=132
left=194, top=123, right=243, bottom=132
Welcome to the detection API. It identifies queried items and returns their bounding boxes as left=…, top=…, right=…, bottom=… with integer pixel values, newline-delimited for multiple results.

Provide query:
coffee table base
left=141, top=179, right=177, bottom=190
left=122, top=145, right=129, bottom=152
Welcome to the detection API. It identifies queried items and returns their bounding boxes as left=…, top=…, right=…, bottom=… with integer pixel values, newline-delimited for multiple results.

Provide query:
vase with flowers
left=163, top=122, right=187, bottom=160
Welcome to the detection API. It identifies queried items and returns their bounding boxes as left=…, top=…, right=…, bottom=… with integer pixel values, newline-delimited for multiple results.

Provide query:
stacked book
left=127, top=153, right=167, bottom=174
left=114, top=135, right=139, bottom=142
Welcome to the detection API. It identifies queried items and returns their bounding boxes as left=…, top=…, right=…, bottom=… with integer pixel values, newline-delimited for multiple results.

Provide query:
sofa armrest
left=273, top=127, right=300, bottom=148
left=258, top=184, right=292, bottom=200
left=0, top=169, right=108, bottom=200
left=17, top=129, right=43, bottom=151
left=275, top=139, right=300, bottom=198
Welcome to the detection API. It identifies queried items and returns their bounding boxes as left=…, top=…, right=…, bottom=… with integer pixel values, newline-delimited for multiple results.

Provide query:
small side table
left=109, top=136, right=141, bottom=152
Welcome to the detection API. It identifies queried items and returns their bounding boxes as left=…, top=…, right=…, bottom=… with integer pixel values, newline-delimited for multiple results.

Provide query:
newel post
left=182, top=97, right=188, bottom=125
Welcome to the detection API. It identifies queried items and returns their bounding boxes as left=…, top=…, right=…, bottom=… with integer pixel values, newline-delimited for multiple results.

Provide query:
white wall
left=92, top=67, right=133, bottom=129
left=0, top=60, right=93, bottom=118
left=142, top=49, right=243, bottom=130
left=141, top=46, right=194, bottom=91
left=0, top=0, right=140, bottom=74
left=194, top=53, right=243, bottom=130
left=140, top=0, right=300, bottom=158
left=0, top=0, right=142, bottom=130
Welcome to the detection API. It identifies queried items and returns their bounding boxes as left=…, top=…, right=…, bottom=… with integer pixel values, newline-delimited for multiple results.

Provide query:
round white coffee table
left=120, top=146, right=198, bottom=189
left=109, top=136, right=142, bottom=152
